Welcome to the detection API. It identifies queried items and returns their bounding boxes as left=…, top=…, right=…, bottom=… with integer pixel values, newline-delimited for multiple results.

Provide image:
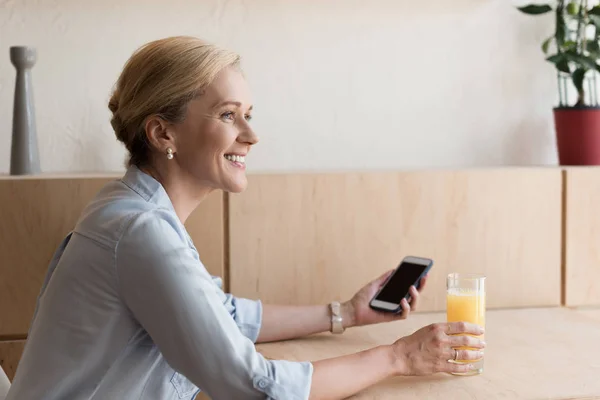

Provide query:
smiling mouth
left=224, top=154, right=246, bottom=168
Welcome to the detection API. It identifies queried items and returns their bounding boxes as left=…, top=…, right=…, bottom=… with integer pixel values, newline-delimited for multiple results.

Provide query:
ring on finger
left=453, top=349, right=458, bottom=361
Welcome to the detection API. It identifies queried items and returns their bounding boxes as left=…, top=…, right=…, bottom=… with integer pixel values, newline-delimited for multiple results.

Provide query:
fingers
left=399, top=298, right=411, bottom=319
left=418, top=274, right=428, bottom=291
left=408, top=285, right=419, bottom=310
left=445, top=321, right=485, bottom=336
left=452, top=349, right=485, bottom=361
left=448, top=334, right=485, bottom=350
left=440, top=348, right=483, bottom=374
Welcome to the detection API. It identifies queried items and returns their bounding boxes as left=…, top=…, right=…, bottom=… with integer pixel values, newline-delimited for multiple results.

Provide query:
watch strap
left=330, top=301, right=345, bottom=334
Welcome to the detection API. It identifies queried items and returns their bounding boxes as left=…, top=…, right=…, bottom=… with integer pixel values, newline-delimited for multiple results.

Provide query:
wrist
left=389, top=340, right=409, bottom=376
left=378, top=344, right=403, bottom=377
left=340, top=301, right=356, bottom=329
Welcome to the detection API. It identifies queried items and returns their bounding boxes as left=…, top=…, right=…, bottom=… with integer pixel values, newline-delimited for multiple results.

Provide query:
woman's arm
left=308, top=321, right=485, bottom=400
left=256, top=303, right=354, bottom=343
left=310, top=345, right=396, bottom=400
left=256, top=270, right=426, bottom=343
left=117, top=211, right=314, bottom=399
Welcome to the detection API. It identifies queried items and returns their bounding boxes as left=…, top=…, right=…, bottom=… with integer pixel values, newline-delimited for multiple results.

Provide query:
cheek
left=205, top=126, right=235, bottom=157
left=185, top=122, right=236, bottom=164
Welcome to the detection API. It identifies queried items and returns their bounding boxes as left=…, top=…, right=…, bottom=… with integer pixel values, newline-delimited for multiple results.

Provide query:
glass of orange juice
left=446, top=273, right=486, bottom=375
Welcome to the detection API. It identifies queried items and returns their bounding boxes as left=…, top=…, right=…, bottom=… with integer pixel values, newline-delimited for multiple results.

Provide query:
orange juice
left=446, top=289, right=485, bottom=327
left=446, top=287, right=485, bottom=374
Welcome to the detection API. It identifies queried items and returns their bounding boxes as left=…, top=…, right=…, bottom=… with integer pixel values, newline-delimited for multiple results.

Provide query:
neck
left=139, top=163, right=213, bottom=224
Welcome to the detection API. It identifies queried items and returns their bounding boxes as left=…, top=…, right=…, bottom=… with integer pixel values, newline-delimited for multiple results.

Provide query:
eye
left=220, top=111, right=235, bottom=121
left=245, top=114, right=253, bottom=122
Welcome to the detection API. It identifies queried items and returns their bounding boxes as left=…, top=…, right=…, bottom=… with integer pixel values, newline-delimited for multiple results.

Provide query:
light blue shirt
left=7, top=165, right=313, bottom=400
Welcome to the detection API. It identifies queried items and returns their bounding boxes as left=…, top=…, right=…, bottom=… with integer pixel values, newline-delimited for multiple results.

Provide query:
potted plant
left=518, top=1, right=600, bottom=165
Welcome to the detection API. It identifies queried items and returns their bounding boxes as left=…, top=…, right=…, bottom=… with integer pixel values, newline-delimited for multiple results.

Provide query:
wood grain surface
left=0, top=340, right=25, bottom=381
left=257, top=308, right=600, bottom=400
left=229, top=169, right=562, bottom=311
left=564, top=168, right=600, bottom=307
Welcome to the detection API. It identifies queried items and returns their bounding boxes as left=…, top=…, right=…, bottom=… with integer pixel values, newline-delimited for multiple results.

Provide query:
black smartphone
left=369, top=256, right=433, bottom=314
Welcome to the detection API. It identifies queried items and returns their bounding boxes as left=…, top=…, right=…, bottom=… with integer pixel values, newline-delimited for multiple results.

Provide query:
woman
left=6, top=36, right=484, bottom=400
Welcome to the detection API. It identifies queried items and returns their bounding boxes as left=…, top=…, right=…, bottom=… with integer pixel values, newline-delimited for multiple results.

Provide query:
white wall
left=0, top=0, right=557, bottom=174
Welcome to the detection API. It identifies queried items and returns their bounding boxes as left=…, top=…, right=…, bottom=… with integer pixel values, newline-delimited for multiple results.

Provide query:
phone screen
left=375, top=262, right=427, bottom=304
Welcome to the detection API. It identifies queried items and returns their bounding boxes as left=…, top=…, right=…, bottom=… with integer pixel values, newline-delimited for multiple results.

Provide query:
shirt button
left=258, top=379, right=268, bottom=389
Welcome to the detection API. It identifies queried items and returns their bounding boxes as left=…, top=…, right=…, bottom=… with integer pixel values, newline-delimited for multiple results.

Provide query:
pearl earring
left=166, top=148, right=174, bottom=160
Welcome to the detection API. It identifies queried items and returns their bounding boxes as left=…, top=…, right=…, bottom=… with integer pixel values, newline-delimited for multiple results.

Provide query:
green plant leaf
left=542, top=36, right=554, bottom=53
left=563, top=40, right=577, bottom=51
left=587, top=40, right=600, bottom=54
left=547, top=53, right=571, bottom=73
left=564, top=50, right=600, bottom=72
left=589, top=5, right=600, bottom=16
left=572, top=67, right=587, bottom=94
left=517, top=4, right=553, bottom=14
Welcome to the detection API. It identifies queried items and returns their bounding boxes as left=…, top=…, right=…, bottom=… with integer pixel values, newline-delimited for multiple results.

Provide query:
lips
left=224, top=153, right=246, bottom=170
left=224, top=154, right=245, bottom=163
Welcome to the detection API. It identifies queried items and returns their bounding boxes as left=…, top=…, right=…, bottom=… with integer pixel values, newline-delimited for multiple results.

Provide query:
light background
left=0, top=0, right=557, bottom=173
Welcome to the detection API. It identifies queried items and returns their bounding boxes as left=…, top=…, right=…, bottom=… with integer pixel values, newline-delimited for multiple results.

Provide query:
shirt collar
left=120, top=165, right=176, bottom=213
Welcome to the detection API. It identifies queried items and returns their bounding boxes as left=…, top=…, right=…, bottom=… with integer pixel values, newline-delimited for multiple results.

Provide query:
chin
left=223, top=178, right=248, bottom=194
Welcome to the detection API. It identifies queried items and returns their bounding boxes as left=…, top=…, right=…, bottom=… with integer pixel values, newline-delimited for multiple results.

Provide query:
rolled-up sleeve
left=115, top=210, right=313, bottom=400
left=211, top=276, right=263, bottom=343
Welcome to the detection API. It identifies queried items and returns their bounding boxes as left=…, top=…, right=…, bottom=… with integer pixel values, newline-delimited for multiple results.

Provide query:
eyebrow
left=213, top=100, right=253, bottom=111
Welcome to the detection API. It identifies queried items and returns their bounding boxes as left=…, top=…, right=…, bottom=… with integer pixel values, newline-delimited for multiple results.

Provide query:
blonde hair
left=108, top=36, right=241, bottom=167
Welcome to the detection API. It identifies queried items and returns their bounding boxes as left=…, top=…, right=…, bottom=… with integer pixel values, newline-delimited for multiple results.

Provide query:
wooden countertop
left=575, top=308, right=600, bottom=323
left=256, top=308, right=600, bottom=400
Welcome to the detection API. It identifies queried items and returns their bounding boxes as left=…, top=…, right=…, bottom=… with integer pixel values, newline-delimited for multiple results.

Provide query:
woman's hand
left=342, top=269, right=428, bottom=328
left=392, top=321, right=486, bottom=375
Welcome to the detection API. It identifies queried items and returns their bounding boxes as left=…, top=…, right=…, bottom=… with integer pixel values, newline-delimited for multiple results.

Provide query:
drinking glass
left=446, top=273, right=486, bottom=375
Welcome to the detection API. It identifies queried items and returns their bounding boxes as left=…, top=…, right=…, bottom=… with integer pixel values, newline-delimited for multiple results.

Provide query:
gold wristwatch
left=329, top=301, right=345, bottom=334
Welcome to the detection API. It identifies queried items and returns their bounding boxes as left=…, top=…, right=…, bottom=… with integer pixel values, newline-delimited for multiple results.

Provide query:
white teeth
left=225, top=154, right=245, bottom=163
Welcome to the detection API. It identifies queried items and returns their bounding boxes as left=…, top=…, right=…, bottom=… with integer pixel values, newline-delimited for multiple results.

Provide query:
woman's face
left=169, top=66, right=258, bottom=193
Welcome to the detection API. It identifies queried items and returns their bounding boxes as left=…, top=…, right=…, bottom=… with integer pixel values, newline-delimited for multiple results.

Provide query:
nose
left=238, top=123, right=259, bottom=146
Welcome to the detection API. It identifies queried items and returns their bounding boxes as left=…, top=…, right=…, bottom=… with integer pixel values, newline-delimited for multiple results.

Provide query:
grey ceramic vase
left=10, top=46, right=40, bottom=175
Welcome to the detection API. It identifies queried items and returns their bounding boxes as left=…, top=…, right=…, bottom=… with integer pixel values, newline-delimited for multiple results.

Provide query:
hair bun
left=108, top=95, right=120, bottom=114
left=110, top=113, right=128, bottom=145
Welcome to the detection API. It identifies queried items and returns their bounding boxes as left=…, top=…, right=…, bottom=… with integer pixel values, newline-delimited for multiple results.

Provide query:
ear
left=144, top=115, right=176, bottom=155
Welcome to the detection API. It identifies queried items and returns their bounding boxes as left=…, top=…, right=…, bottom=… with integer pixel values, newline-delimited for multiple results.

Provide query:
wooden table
left=256, top=308, right=600, bottom=399
left=576, top=308, right=600, bottom=323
